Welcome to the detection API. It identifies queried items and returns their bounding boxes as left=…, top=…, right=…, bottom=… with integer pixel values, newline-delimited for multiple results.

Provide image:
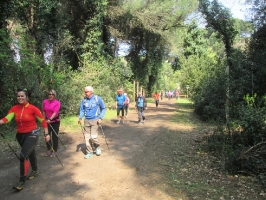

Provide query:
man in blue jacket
left=78, top=86, right=106, bottom=159
left=135, top=92, right=147, bottom=124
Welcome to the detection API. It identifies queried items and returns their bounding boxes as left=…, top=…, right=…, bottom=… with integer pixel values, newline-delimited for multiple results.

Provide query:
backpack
left=136, top=96, right=147, bottom=108
left=83, top=95, right=101, bottom=111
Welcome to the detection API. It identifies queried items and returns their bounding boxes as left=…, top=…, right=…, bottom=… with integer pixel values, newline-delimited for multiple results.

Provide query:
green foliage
left=49, top=57, right=133, bottom=116
left=0, top=29, right=16, bottom=113
left=183, top=21, right=206, bottom=58
left=246, top=24, right=266, bottom=97
left=199, top=0, right=238, bottom=56
left=233, top=94, right=266, bottom=145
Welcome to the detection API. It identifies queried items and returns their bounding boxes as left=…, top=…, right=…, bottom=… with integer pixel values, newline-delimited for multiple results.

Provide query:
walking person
left=78, top=86, right=106, bottom=159
left=175, top=90, right=179, bottom=100
left=115, top=89, right=126, bottom=124
left=124, top=93, right=130, bottom=118
left=167, top=90, right=171, bottom=100
left=42, top=89, right=61, bottom=157
left=135, top=92, right=147, bottom=124
left=160, top=90, right=163, bottom=100
left=0, top=88, right=50, bottom=191
left=153, top=91, right=160, bottom=108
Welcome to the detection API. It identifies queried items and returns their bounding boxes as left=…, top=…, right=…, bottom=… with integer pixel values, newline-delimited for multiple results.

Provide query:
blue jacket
left=79, top=95, right=106, bottom=120
left=115, top=94, right=126, bottom=108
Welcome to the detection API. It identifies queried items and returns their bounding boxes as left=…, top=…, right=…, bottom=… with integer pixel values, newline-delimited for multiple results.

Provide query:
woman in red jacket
left=0, top=88, right=50, bottom=191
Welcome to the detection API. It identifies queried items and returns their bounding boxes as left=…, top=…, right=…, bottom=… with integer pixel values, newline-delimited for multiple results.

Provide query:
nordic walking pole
left=46, top=141, right=63, bottom=167
left=99, top=125, right=110, bottom=152
left=0, top=133, right=19, bottom=160
left=79, top=123, right=85, bottom=138
left=48, top=123, right=66, bottom=149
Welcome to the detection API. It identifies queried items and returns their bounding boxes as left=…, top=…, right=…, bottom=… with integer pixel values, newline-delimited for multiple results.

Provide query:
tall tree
left=199, top=0, right=238, bottom=129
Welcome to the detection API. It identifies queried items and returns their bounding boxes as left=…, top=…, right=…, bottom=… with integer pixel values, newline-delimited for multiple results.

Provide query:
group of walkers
left=165, top=90, right=179, bottom=100
left=0, top=86, right=107, bottom=191
left=0, top=88, right=60, bottom=191
left=115, top=89, right=147, bottom=125
left=0, top=85, right=162, bottom=191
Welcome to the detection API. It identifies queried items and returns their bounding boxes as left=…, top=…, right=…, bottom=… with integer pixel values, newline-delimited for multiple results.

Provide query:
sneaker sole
left=84, top=154, right=94, bottom=159
left=27, top=174, right=39, bottom=180
left=13, top=185, right=24, bottom=191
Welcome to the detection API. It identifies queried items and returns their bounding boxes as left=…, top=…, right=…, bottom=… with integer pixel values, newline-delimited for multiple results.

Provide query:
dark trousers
left=46, top=121, right=60, bottom=152
left=124, top=105, right=129, bottom=116
left=155, top=100, right=159, bottom=107
left=16, top=132, right=39, bottom=182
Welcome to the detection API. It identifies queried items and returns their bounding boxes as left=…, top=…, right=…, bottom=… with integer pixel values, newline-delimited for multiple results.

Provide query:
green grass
left=146, top=98, right=154, bottom=103
left=176, top=98, right=194, bottom=109
left=170, top=98, right=195, bottom=125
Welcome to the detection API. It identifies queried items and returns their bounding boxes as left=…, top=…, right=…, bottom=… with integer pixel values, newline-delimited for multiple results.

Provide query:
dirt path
left=0, top=99, right=264, bottom=200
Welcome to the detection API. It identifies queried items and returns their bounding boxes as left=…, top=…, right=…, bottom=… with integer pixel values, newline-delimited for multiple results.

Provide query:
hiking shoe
left=84, top=153, right=94, bottom=159
left=142, top=117, right=146, bottom=122
left=116, top=120, right=120, bottom=124
left=45, top=150, right=51, bottom=157
left=96, top=147, right=101, bottom=156
left=137, top=121, right=142, bottom=125
left=50, top=152, right=55, bottom=158
left=13, top=181, right=25, bottom=191
left=27, top=170, right=39, bottom=180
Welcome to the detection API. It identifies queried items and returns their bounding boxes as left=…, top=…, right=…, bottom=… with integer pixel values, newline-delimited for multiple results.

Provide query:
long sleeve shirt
left=79, top=95, right=106, bottom=120
left=42, top=99, right=61, bottom=122
left=1, top=102, right=47, bottom=133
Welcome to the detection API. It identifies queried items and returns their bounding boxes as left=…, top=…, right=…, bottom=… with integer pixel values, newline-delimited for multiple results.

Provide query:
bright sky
left=219, top=0, right=249, bottom=20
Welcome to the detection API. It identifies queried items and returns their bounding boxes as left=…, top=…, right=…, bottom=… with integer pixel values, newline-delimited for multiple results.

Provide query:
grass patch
left=146, top=98, right=154, bottom=104
left=170, top=98, right=196, bottom=126
left=176, top=98, right=194, bottom=109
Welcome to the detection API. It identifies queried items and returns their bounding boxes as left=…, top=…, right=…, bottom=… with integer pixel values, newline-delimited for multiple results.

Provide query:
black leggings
left=155, top=100, right=159, bottom=107
left=46, top=121, right=60, bottom=152
left=16, top=132, right=39, bottom=182
left=124, top=105, right=128, bottom=116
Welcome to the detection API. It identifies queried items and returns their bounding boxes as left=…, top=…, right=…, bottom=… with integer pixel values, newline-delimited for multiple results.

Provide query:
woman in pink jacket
left=42, top=89, right=61, bottom=157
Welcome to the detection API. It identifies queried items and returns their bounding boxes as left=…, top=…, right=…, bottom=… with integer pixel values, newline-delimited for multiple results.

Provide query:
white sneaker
left=122, top=121, right=124, bottom=124
left=116, top=120, right=120, bottom=124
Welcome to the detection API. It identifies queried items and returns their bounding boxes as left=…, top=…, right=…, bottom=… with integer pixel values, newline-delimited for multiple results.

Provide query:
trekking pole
left=48, top=123, right=66, bottom=149
left=79, top=123, right=84, bottom=135
left=46, top=140, right=63, bottom=167
left=99, top=125, right=110, bottom=152
left=145, top=108, right=149, bottom=121
left=0, top=133, right=19, bottom=160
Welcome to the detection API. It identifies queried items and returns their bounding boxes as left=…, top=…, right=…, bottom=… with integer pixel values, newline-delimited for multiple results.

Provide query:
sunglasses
left=48, top=93, right=55, bottom=96
left=85, top=91, right=92, bottom=93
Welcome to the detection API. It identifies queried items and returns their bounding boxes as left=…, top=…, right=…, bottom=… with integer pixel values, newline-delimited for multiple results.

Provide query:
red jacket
left=1, top=102, right=47, bottom=133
